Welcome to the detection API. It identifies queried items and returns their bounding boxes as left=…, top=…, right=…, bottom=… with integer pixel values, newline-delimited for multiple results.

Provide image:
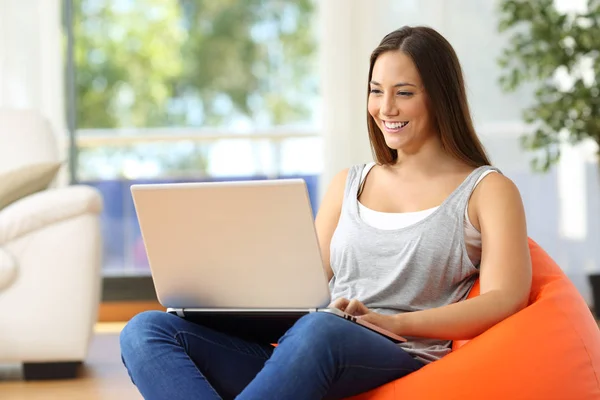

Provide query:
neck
left=391, top=136, right=455, bottom=176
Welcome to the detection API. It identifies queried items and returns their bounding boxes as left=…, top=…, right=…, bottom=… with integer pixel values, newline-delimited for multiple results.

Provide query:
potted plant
left=497, top=0, right=600, bottom=314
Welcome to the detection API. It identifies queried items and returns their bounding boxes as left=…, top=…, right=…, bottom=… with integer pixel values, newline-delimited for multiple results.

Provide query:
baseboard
left=102, top=276, right=157, bottom=302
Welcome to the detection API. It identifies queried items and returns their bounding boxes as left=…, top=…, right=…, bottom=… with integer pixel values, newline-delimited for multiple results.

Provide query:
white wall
left=319, top=0, right=599, bottom=304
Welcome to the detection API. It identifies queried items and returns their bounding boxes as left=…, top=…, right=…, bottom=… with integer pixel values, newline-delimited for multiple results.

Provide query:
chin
left=383, top=137, right=406, bottom=151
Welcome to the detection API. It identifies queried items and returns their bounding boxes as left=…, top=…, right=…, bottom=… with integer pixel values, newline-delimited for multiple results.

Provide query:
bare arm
left=359, top=173, right=533, bottom=340
left=314, top=169, right=348, bottom=281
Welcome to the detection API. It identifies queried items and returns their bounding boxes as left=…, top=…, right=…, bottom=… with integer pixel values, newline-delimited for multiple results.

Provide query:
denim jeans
left=120, top=311, right=424, bottom=400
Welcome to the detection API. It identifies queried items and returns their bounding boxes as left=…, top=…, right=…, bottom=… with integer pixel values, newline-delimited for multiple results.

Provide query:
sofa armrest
left=0, top=185, right=103, bottom=244
left=0, top=246, right=17, bottom=291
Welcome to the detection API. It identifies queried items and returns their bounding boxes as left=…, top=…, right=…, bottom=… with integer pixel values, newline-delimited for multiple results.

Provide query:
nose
left=380, top=93, right=399, bottom=117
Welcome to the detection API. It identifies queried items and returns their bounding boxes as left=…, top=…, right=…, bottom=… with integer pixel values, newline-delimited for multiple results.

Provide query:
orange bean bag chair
left=348, top=239, right=600, bottom=400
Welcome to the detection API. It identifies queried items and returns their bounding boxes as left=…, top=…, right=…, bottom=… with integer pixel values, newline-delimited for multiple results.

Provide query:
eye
left=397, top=91, right=413, bottom=97
left=369, top=88, right=383, bottom=95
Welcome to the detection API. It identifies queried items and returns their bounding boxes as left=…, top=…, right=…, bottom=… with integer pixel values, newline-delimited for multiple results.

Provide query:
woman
left=120, top=26, right=532, bottom=400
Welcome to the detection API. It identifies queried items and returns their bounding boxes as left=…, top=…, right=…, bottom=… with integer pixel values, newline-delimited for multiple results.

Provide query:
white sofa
left=0, top=109, right=103, bottom=380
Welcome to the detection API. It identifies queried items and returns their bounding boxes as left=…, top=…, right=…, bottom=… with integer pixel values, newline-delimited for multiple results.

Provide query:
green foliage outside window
left=73, top=0, right=317, bottom=179
left=74, top=0, right=317, bottom=129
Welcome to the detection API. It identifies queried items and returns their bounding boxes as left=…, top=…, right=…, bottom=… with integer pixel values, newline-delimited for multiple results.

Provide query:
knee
left=283, top=312, right=348, bottom=349
left=120, top=310, right=172, bottom=361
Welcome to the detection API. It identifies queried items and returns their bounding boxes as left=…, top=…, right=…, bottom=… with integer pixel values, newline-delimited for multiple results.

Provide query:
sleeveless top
left=329, top=164, right=500, bottom=363
left=357, top=162, right=498, bottom=266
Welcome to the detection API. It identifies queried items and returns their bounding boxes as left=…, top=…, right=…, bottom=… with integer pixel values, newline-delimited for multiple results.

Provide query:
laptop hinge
left=168, top=308, right=185, bottom=317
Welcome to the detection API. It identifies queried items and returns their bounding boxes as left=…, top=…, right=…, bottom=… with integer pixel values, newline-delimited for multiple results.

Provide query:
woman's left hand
left=358, top=312, right=401, bottom=334
left=330, top=297, right=401, bottom=334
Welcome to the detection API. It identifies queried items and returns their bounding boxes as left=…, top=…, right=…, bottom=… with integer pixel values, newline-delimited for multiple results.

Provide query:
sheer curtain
left=0, top=0, right=66, bottom=154
left=318, top=0, right=382, bottom=195
left=319, top=0, right=599, bottom=303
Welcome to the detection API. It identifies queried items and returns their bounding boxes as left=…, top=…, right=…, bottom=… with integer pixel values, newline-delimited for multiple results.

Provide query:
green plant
left=497, top=0, right=600, bottom=171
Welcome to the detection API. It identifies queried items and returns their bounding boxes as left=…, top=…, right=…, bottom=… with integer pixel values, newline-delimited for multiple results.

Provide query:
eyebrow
left=369, top=80, right=416, bottom=88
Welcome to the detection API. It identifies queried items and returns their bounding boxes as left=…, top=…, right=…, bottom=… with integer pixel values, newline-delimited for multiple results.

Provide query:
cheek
left=406, top=99, right=429, bottom=122
left=367, top=97, right=380, bottom=119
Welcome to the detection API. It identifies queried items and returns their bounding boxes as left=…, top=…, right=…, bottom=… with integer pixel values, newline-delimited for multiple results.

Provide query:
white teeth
left=384, top=121, right=408, bottom=129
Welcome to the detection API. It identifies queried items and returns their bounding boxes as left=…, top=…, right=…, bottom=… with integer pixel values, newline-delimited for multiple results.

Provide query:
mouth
left=382, top=120, right=409, bottom=133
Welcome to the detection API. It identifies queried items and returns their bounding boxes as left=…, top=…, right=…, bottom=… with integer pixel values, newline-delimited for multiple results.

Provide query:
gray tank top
left=329, top=164, right=499, bottom=363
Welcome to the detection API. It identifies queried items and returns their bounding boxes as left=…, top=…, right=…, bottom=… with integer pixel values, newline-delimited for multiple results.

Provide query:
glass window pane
left=73, top=0, right=321, bottom=277
left=74, top=0, right=319, bottom=129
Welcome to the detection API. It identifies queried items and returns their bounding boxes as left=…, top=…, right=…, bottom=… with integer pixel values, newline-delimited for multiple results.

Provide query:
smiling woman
left=366, top=27, right=490, bottom=168
left=119, top=25, right=535, bottom=400
left=367, top=53, right=431, bottom=152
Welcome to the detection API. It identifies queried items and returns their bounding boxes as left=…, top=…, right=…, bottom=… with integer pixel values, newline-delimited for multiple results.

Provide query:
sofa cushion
left=0, top=162, right=62, bottom=209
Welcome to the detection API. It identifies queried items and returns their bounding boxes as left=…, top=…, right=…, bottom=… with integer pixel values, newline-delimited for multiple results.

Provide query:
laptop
left=130, top=178, right=406, bottom=344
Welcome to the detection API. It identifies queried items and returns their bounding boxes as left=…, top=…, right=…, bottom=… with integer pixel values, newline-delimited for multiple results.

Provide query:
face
left=368, top=50, right=436, bottom=153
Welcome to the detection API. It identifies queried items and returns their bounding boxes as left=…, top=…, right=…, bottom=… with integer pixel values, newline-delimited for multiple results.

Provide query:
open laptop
left=130, top=178, right=406, bottom=344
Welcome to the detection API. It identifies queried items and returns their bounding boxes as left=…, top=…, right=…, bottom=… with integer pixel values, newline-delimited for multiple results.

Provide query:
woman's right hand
left=329, top=297, right=371, bottom=316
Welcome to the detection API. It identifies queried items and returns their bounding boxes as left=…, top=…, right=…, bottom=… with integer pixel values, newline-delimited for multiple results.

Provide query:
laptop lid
left=130, top=179, right=331, bottom=310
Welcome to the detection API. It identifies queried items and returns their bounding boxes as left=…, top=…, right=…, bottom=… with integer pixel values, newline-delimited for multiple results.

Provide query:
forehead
left=371, top=50, right=421, bottom=85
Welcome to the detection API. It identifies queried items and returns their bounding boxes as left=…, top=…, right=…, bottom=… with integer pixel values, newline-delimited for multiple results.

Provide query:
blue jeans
left=120, top=311, right=424, bottom=400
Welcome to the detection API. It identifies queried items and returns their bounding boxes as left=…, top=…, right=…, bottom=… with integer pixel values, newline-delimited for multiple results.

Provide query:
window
left=68, top=0, right=321, bottom=279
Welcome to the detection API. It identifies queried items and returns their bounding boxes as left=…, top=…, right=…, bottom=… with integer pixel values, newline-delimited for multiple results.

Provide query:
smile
left=382, top=120, right=409, bottom=132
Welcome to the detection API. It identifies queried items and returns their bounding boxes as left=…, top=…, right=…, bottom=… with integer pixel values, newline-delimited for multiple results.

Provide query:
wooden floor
left=0, top=324, right=142, bottom=400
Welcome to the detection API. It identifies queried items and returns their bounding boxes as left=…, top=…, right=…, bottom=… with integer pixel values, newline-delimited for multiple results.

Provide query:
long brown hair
left=367, top=26, right=490, bottom=167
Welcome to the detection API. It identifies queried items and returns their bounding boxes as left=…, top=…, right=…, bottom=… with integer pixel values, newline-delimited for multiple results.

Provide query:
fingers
left=329, top=297, right=349, bottom=311
left=345, top=299, right=369, bottom=316
left=344, top=299, right=358, bottom=315
left=329, top=298, right=370, bottom=316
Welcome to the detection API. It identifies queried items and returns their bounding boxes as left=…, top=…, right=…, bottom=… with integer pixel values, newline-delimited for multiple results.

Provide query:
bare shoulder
left=474, top=171, right=522, bottom=202
left=331, top=168, right=350, bottom=189
left=318, top=168, right=350, bottom=212
left=470, top=170, right=526, bottom=230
